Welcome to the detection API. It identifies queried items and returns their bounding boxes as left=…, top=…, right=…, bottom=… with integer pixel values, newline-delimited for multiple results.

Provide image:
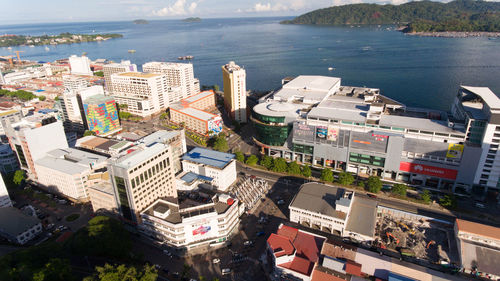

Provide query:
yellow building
left=222, top=61, right=247, bottom=123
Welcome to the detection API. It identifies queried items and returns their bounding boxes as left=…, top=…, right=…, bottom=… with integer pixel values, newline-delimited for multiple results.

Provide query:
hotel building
left=102, top=60, right=137, bottom=93
left=143, top=61, right=199, bottom=100
left=222, top=61, right=247, bottom=123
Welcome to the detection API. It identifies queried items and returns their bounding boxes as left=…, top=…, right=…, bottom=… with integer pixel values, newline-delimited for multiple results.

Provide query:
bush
left=338, top=172, right=354, bottom=186
left=420, top=189, right=431, bottom=203
left=366, top=176, right=382, bottom=193
left=287, top=161, right=301, bottom=175
left=392, top=184, right=407, bottom=197
left=260, top=155, right=273, bottom=170
left=301, top=165, right=312, bottom=178
left=65, top=214, right=80, bottom=222
left=13, top=170, right=25, bottom=186
left=358, top=181, right=365, bottom=188
left=320, top=168, right=333, bottom=182
left=439, top=195, right=457, bottom=209
left=271, top=158, right=288, bottom=173
left=245, top=155, right=259, bottom=166
left=234, top=151, right=245, bottom=162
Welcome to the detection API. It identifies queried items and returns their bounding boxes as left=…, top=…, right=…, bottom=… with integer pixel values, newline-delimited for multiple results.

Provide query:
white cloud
left=249, top=1, right=307, bottom=13
left=152, top=0, right=200, bottom=16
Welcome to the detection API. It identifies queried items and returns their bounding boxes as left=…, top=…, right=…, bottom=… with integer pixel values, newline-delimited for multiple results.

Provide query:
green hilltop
left=281, top=0, right=500, bottom=33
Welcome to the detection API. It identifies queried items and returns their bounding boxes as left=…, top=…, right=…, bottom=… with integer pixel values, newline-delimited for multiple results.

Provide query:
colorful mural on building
left=83, top=95, right=121, bottom=136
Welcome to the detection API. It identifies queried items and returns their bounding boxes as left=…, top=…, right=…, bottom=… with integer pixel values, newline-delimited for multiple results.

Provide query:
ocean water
left=1, top=17, right=499, bottom=111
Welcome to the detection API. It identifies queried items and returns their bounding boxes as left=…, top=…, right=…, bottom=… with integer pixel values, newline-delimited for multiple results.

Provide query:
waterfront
left=1, top=17, right=499, bottom=111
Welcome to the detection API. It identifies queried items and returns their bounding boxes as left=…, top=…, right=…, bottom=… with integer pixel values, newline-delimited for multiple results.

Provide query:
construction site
left=374, top=209, right=456, bottom=265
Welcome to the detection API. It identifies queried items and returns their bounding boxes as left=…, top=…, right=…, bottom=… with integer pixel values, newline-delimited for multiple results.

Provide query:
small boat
left=7, top=47, right=12, bottom=50
left=178, top=55, right=194, bottom=60
left=45, top=46, right=50, bottom=51
left=29, top=45, right=35, bottom=48
left=488, top=37, right=497, bottom=40
left=128, top=49, right=136, bottom=53
left=82, top=52, right=87, bottom=56
left=328, top=67, right=334, bottom=71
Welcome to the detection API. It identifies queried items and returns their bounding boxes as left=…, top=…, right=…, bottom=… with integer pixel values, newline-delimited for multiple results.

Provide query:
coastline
left=405, top=31, right=500, bottom=38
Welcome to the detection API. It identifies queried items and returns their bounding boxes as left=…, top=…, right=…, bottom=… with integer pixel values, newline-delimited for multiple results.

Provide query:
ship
left=128, top=49, right=136, bottom=53
left=178, top=55, right=194, bottom=60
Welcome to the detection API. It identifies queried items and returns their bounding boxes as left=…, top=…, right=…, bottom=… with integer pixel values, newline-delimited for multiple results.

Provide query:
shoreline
left=405, top=31, right=500, bottom=38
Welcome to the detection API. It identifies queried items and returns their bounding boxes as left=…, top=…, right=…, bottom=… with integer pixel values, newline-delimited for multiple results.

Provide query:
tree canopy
left=234, top=151, right=245, bottom=162
left=420, top=189, right=431, bottom=203
left=84, top=264, right=157, bottom=281
left=245, top=155, right=259, bottom=166
left=301, top=165, right=312, bottom=178
left=12, top=170, right=25, bottom=186
left=366, top=176, right=382, bottom=193
left=338, top=172, right=354, bottom=186
left=211, top=134, right=228, bottom=152
left=260, top=155, right=273, bottom=170
left=392, top=184, right=407, bottom=197
left=320, top=168, right=333, bottom=182
left=33, top=258, right=73, bottom=281
left=271, top=158, right=288, bottom=173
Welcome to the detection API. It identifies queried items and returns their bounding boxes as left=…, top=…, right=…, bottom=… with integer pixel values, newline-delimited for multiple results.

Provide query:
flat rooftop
left=36, top=148, right=107, bottom=175
left=171, top=106, right=217, bottom=121
left=139, top=130, right=181, bottom=146
left=345, top=196, right=377, bottom=238
left=182, top=90, right=214, bottom=104
left=83, top=94, right=115, bottom=104
left=290, top=183, right=347, bottom=220
left=461, top=86, right=500, bottom=110
left=182, top=147, right=234, bottom=169
left=112, top=142, right=167, bottom=169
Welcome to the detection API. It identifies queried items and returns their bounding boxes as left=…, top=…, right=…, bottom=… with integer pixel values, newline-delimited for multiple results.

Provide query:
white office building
left=222, top=61, right=247, bottom=123
left=69, top=55, right=92, bottom=76
left=5, top=116, right=68, bottom=178
left=62, top=75, right=88, bottom=91
left=0, top=174, right=12, bottom=208
left=181, top=147, right=236, bottom=192
left=0, top=207, right=42, bottom=245
left=110, top=72, right=169, bottom=117
left=34, top=148, right=108, bottom=201
left=103, top=60, right=138, bottom=93
left=61, top=85, right=104, bottom=132
left=140, top=191, right=240, bottom=249
left=143, top=61, right=199, bottom=100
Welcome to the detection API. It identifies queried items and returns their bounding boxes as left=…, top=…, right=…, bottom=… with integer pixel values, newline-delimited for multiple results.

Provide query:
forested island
left=281, top=0, right=500, bottom=34
left=0, top=32, right=123, bottom=47
left=182, top=17, right=201, bottom=22
left=133, top=19, right=149, bottom=24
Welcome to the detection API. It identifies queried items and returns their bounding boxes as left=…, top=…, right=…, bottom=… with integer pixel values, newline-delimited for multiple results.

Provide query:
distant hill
left=133, top=19, right=149, bottom=24
left=182, top=17, right=201, bottom=22
left=281, top=0, right=500, bottom=33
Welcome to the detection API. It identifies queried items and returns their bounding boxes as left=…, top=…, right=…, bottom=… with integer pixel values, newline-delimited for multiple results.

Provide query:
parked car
left=212, top=258, right=220, bottom=264
left=163, top=249, right=172, bottom=257
left=367, top=193, right=377, bottom=199
left=243, top=240, right=253, bottom=246
left=475, top=202, right=486, bottom=209
left=277, top=200, right=285, bottom=205
left=222, top=268, right=231, bottom=275
left=256, top=231, right=265, bottom=237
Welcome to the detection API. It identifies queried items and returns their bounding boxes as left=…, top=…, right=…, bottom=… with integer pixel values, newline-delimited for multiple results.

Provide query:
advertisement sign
left=446, top=144, right=464, bottom=159
left=294, top=123, right=315, bottom=141
left=192, top=225, right=211, bottom=236
left=327, top=126, right=338, bottom=141
left=371, top=133, right=388, bottom=142
left=208, top=117, right=223, bottom=135
left=316, top=126, right=327, bottom=139
left=399, top=162, right=457, bottom=180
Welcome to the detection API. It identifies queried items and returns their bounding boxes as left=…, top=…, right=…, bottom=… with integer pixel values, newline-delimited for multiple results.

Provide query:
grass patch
left=65, top=214, right=80, bottom=222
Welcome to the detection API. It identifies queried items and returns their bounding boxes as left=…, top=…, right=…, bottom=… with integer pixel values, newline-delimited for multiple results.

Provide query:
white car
left=243, top=240, right=253, bottom=246
left=222, top=268, right=231, bottom=275
left=277, top=200, right=285, bottom=205
left=212, top=258, right=220, bottom=264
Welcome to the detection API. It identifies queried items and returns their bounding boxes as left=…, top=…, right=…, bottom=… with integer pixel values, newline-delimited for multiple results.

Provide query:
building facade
left=0, top=174, right=12, bottom=208
left=143, top=61, right=199, bottom=100
left=110, top=72, right=169, bottom=117
left=138, top=130, right=187, bottom=174
left=88, top=182, right=118, bottom=213
left=83, top=94, right=121, bottom=136
left=69, top=55, right=92, bottom=76
left=108, top=142, right=177, bottom=223
left=0, top=207, right=42, bottom=245
left=222, top=61, right=247, bottom=123
left=102, top=60, right=137, bottom=93
left=0, top=144, right=18, bottom=175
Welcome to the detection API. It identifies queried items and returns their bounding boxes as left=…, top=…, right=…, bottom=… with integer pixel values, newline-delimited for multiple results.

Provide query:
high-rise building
left=5, top=116, right=68, bottom=178
left=110, top=72, right=169, bottom=117
left=222, top=61, right=247, bottom=123
left=143, top=62, right=199, bottom=101
left=62, top=75, right=88, bottom=91
left=138, top=130, right=187, bottom=174
left=61, top=85, right=104, bottom=132
left=69, top=55, right=92, bottom=76
left=108, top=141, right=176, bottom=222
left=0, top=69, right=5, bottom=85
left=0, top=174, right=12, bottom=208
left=103, top=61, right=137, bottom=93
left=83, top=95, right=121, bottom=136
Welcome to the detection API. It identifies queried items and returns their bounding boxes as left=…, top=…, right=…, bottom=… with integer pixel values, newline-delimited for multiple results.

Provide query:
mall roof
left=345, top=196, right=377, bottom=238
left=252, top=101, right=308, bottom=121
left=379, top=114, right=465, bottom=134
left=0, top=207, right=40, bottom=237
left=461, top=86, right=500, bottom=110
left=182, top=147, right=234, bottom=169
left=283, top=75, right=341, bottom=93
left=290, top=183, right=348, bottom=220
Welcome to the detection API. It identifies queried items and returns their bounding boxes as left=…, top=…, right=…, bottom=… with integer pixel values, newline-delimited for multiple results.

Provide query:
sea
left=1, top=17, right=499, bottom=111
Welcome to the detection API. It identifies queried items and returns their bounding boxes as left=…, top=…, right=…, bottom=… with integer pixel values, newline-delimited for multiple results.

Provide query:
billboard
left=446, top=144, right=464, bottom=159
left=192, top=225, right=211, bottom=236
left=208, top=117, right=223, bottom=135
left=293, top=123, right=315, bottom=141
left=399, top=162, right=457, bottom=180
left=316, top=126, right=327, bottom=139
left=327, top=126, right=338, bottom=141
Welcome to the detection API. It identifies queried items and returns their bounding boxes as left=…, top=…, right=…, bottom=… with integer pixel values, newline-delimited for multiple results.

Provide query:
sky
left=2, top=0, right=453, bottom=24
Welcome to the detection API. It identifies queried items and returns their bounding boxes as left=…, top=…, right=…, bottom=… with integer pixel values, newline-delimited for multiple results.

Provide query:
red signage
left=399, top=162, right=458, bottom=180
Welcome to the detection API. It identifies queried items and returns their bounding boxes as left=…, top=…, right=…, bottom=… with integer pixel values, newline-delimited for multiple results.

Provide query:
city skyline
left=1, top=0, right=459, bottom=25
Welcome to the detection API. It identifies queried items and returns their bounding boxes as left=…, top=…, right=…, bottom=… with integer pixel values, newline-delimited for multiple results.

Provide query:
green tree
left=260, top=155, right=273, bottom=170
left=213, top=84, right=220, bottom=92
left=33, top=258, right=73, bottom=281
left=301, top=165, right=312, bottom=178
left=338, top=172, right=354, bottom=186
left=287, top=161, right=301, bottom=175
left=234, top=151, right=245, bottom=162
left=159, top=113, right=167, bottom=120
left=439, top=195, right=457, bottom=209
left=212, top=134, right=228, bottom=152
left=85, top=264, right=157, bottom=281
left=94, top=71, right=104, bottom=77
left=38, top=96, right=46, bottom=101
left=181, top=264, right=191, bottom=279
left=54, top=96, right=60, bottom=101
left=119, top=111, right=132, bottom=120
left=83, top=130, right=96, bottom=137
left=271, top=158, right=288, bottom=173
left=420, top=189, right=431, bottom=203
left=392, top=184, right=407, bottom=197
left=12, top=170, right=25, bottom=186
left=358, top=181, right=365, bottom=188
left=320, top=168, right=333, bottom=182
left=245, top=155, right=259, bottom=166
left=366, top=176, right=382, bottom=193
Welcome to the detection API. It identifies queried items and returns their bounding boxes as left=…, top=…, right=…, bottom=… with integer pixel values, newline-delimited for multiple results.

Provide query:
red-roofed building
left=345, top=260, right=362, bottom=277
left=267, top=224, right=326, bottom=281
left=311, top=268, right=347, bottom=281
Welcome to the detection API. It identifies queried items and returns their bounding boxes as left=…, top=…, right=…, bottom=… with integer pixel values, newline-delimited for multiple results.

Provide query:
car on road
left=367, top=193, right=377, bottom=199
left=244, top=240, right=253, bottom=246
left=382, top=184, right=393, bottom=191
left=161, top=268, right=169, bottom=274
left=277, top=200, right=285, bottom=205
left=212, top=258, right=220, bottom=264
left=256, top=231, right=265, bottom=237
left=222, top=268, right=231, bottom=275
left=163, top=249, right=172, bottom=257
left=475, top=202, right=486, bottom=208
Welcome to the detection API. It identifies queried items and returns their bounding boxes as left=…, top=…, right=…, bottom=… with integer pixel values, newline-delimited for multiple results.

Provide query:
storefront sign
left=446, top=143, right=464, bottom=159
left=192, top=225, right=211, bottom=235
left=316, top=126, right=327, bottom=139
left=327, top=126, right=338, bottom=141
left=399, top=162, right=457, bottom=180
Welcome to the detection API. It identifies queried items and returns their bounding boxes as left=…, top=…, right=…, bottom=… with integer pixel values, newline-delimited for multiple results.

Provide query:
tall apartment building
left=222, top=61, right=247, bottom=123
left=108, top=141, right=176, bottom=223
left=0, top=174, right=12, bottom=208
left=61, top=85, right=104, bottom=132
left=5, top=116, right=68, bottom=178
left=252, top=75, right=500, bottom=197
left=34, top=148, right=108, bottom=201
left=143, top=62, right=199, bottom=101
left=110, top=72, right=169, bottom=117
left=69, top=55, right=92, bottom=76
left=103, top=60, right=137, bottom=93
left=83, top=94, right=121, bottom=136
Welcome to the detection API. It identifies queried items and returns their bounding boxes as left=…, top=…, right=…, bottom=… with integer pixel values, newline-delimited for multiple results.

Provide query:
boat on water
left=44, top=46, right=50, bottom=51
left=178, top=55, right=194, bottom=60
left=128, top=49, right=136, bottom=53
left=488, top=37, right=497, bottom=40
left=29, top=45, right=35, bottom=48
left=328, top=67, right=334, bottom=71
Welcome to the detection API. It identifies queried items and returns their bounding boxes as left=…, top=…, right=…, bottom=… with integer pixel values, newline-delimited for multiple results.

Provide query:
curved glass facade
left=252, top=112, right=290, bottom=146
